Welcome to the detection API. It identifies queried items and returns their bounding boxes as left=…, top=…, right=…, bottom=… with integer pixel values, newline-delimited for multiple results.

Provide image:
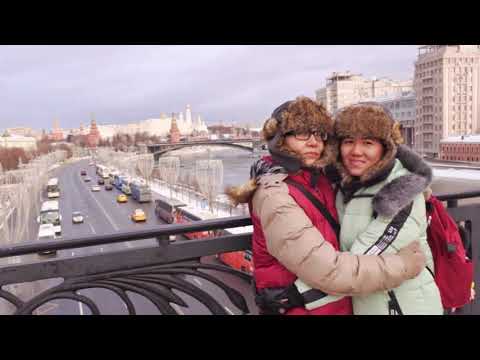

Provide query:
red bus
left=218, top=250, right=253, bottom=275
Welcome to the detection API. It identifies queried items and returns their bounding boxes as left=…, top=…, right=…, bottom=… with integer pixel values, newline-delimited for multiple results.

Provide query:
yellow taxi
left=117, top=194, right=128, bottom=203
left=131, top=209, right=147, bottom=222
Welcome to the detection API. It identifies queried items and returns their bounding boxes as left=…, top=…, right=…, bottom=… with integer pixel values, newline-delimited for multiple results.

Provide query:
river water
left=166, top=145, right=480, bottom=204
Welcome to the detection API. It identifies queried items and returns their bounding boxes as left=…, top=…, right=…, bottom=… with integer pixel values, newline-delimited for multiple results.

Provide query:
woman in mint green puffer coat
left=332, top=103, right=443, bottom=315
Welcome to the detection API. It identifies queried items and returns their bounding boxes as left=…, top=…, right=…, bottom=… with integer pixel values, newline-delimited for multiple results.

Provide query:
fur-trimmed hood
left=226, top=157, right=286, bottom=206
left=335, top=145, right=433, bottom=218
left=372, top=145, right=433, bottom=218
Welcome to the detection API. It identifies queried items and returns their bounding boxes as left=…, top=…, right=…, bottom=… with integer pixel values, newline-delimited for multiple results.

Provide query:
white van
left=38, top=200, right=62, bottom=236
left=37, top=224, right=57, bottom=256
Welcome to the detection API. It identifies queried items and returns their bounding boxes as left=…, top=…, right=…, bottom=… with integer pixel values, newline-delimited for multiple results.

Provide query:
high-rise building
left=414, top=45, right=480, bottom=157
left=316, top=71, right=412, bottom=114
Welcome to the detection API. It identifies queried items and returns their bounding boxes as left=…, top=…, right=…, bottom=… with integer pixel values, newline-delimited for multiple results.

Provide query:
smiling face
left=340, top=137, right=384, bottom=177
left=284, top=133, right=325, bottom=167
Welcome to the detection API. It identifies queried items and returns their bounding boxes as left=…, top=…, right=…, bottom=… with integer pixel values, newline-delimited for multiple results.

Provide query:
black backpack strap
left=285, top=179, right=340, bottom=239
left=366, top=202, right=414, bottom=316
left=364, top=202, right=414, bottom=256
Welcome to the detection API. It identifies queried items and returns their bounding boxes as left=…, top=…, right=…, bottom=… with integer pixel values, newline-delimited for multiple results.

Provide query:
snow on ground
left=168, top=145, right=240, bottom=156
left=149, top=179, right=252, bottom=234
left=433, top=167, right=480, bottom=180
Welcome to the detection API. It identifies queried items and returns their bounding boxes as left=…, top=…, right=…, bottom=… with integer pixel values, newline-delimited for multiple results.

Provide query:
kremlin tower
left=169, top=113, right=181, bottom=144
left=87, top=116, right=101, bottom=148
left=50, top=119, right=64, bottom=141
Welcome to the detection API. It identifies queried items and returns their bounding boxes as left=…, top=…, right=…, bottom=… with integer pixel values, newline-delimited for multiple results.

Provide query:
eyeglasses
left=285, top=130, right=328, bottom=142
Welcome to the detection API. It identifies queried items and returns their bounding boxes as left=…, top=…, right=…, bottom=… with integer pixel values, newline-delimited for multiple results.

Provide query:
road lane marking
left=224, top=306, right=234, bottom=315
left=192, top=278, right=202, bottom=287
left=88, top=222, right=97, bottom=235
left=100, top=247, right=104, bottom=253
left=84, top=183, right=120, bottom=231
left=78, top=302, right=84, bottom=315
left=170, top=303, right=185, bottom=315
left=71, top=251, right=75, bottom=256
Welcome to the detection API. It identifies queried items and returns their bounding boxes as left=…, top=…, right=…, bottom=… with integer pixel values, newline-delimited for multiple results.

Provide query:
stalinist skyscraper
left=414, top=45, right=480, bottom=157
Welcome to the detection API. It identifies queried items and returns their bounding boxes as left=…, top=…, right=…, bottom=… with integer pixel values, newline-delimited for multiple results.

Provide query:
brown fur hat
left=263, top=96, right=337, bottom=171
left=334, top=103, right=404, bottom=185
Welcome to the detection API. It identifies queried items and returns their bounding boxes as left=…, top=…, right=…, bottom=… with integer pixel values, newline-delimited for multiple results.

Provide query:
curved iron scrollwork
left=5, top=261, right=252, bottom=315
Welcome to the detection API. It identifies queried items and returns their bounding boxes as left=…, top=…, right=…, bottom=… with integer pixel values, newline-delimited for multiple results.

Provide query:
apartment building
left=315, top=71, right=412, bottom=114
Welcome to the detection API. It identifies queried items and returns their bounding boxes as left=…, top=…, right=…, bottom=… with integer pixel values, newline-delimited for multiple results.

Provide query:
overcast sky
left=0, top=45, right=418, bottom=131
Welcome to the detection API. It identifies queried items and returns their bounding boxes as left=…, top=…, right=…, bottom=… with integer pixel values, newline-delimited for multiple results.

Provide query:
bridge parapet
left=147, top=138, right=266, bottom=161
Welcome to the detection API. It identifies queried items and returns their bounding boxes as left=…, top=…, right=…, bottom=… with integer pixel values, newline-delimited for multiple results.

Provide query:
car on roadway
left=105, top=183, right=113, bottom=190
left=80, top=170, right=87, bottom=176
left=37, top=223, right=57, bottom=256
left=72, top=211, right=84, bottom=224
left=91, top=185, right=101, bottom=192
left=84, top=176, right=91, bottom=182
left=117, top=194, right=128, bottom=203
left=97, top=178, right=105, bottom=185
left=131, top=209, right=147, bottom=222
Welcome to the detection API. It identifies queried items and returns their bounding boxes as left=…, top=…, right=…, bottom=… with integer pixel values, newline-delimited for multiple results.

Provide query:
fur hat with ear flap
left=226, top=97, right=335, bottom=206
left=334, top=102, right=404, bottom=185
left=263, top=96, right=337, bottom=173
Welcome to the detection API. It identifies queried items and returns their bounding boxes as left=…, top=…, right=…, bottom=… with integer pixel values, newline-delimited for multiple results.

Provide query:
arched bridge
left=147, top=139, right=266, bottom=162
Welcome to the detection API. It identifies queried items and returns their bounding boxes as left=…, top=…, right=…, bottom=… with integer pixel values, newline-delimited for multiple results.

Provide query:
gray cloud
left=0, top=45, right=418, bottom=131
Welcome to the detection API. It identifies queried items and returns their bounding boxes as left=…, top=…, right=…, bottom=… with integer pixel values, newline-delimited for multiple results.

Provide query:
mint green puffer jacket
left=336, top=156, right=443, bottom=315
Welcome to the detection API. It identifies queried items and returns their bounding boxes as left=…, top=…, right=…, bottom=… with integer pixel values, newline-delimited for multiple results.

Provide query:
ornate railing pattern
left=0, top=192, right=479, bottom=315
left=0, top=217, right=253, bottom=315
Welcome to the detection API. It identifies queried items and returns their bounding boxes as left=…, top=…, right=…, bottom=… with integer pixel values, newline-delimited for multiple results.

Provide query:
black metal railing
left=0, top=216, right=254, bottom=315
left=0, top=191, right=480, bottom=315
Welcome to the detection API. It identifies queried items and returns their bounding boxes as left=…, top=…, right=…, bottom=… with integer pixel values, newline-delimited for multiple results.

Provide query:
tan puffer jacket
left=251, top=172, right=426, bottom=297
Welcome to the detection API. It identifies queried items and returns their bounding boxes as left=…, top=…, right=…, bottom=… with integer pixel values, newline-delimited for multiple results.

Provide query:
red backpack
left=426, top=195, right=474, bottom=309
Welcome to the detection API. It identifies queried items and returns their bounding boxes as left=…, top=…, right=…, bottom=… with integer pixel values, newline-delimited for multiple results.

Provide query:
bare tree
left=156, top=157, right=180, bottom=198
left=195, top=159, right=223, bottom=213
left=135, top=154, right=154, bottom=185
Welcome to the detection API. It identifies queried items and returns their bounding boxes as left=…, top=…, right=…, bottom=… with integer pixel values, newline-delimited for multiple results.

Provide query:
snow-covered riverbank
left=149, top=179, right=252, bottom=234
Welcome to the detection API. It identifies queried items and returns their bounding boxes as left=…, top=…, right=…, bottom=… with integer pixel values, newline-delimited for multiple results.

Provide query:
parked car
left=131, top=209, right=147, bottom=222
left=97, top=178, right=105, bottom=185
left=105, top=183, right=113, bottom=191
left=72, top=211, right=84, bottom=224
left=80, top=170, right=87, bottom=176
left=84, top=176, right=91, bottom=182
left=117, top=194, right=128, bottom=203
left=91, top=185, right=101, bottom=192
